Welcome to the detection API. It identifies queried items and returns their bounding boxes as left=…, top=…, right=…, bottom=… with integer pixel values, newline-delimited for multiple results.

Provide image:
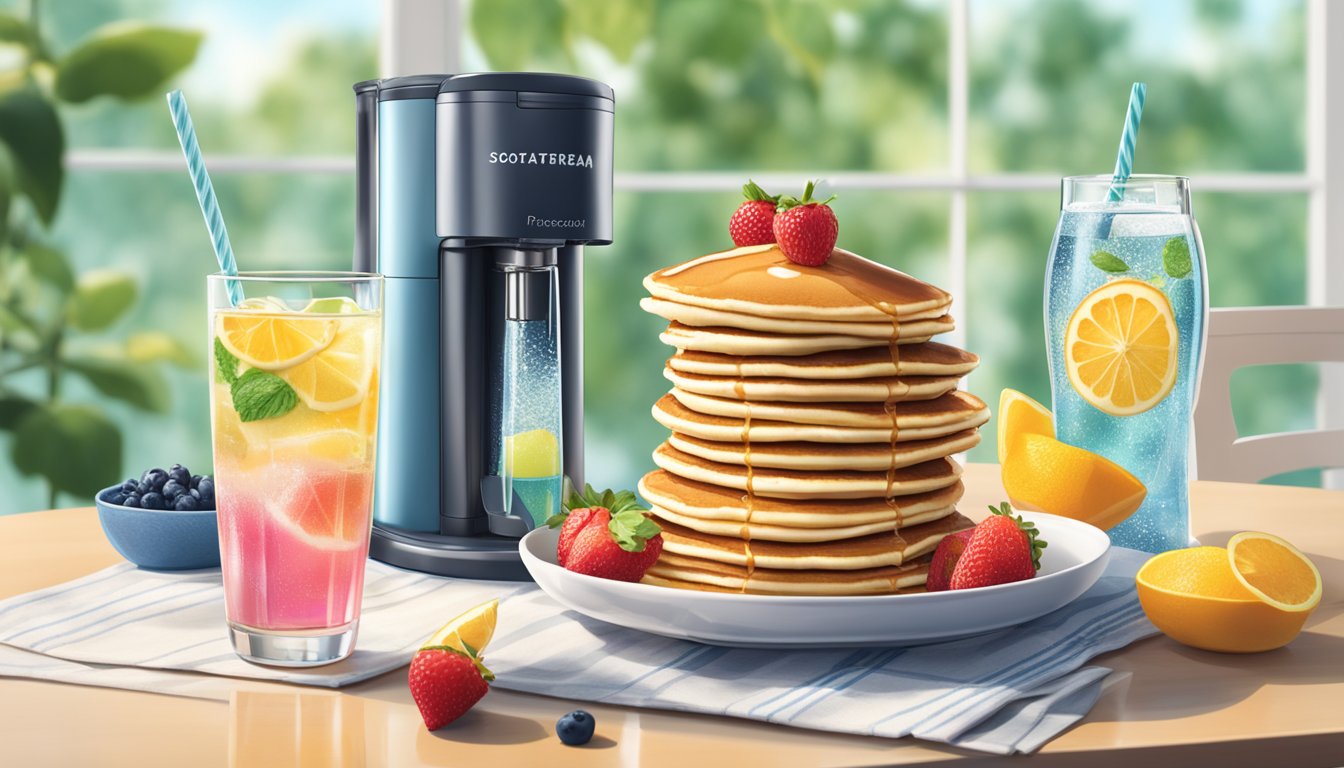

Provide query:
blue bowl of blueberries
left=96, top=463, right=220, bottom=571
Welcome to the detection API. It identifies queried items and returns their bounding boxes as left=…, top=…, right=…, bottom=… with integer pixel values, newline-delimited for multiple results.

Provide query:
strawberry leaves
left=550, top=483, right=647, bottom=528
left=549, top=483, right=661, bottom=554
left=776, top=179, right=836, bottom=211
left=419, top=641, right=495, bottom=682
left=742, top=178, right=780, bottom=204
left=608, top=508, right=661, bottom=553
left=988, top=501, right=1048, bottom=571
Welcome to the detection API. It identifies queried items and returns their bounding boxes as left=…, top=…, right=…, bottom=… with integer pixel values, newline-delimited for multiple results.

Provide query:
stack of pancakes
left=636, top=244, right=990, bottom=596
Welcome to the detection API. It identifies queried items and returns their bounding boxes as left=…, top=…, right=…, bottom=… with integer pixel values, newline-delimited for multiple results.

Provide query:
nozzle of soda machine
left=481, top=249, right=563, bottom=537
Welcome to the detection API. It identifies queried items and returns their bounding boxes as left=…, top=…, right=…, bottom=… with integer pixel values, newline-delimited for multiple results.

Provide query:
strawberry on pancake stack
left=635, top=183, right=989, bottom=595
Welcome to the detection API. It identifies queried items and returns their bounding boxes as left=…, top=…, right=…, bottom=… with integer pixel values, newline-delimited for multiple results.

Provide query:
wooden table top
left=1, top=463, right=1342, bottom=767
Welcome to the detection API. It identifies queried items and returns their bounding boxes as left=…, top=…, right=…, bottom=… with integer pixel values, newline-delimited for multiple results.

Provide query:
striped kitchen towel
left=0, top=548, right=1156, bottom=754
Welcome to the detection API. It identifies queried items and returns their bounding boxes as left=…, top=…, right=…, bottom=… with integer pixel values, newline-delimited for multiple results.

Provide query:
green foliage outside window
left=0, top=0, right=201, bottom=507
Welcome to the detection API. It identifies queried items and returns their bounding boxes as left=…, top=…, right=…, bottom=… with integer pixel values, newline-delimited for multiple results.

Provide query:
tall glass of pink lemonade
left=208, top=272, right=382, bottom=666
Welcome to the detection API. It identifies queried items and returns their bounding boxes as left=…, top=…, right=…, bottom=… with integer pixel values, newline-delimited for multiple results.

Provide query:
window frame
left=63, top=0, right=1344, bottom=487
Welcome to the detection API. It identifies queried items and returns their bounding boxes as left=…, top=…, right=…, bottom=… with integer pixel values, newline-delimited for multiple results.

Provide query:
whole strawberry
left=408, top=643, right=494, bottom=730
left=548, top=484, right=650, bottom=567
left=552, top=506, right=605, bottom=567
left=925, top=528, right=974, bottom=592
left=948, top=502, right=1048, bottom=590
left=773, top=180, right=838, bottom=266
left=565, top=507, right=663, bottom=582
left=728, top=180, right=780, bottom=247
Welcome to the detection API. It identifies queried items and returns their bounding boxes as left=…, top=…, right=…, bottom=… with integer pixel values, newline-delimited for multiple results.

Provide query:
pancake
left=653, top=392, right=991, bottom=443
left=668, top=343, right=979, bottom=380
left=657, top=511, right=974, bottom=570
left=652, top=442, right=963, bottom=499
left=643, top=244, right=952, bottom=323
left=643, top=551, right=934, bottom=596
left=664, top=365, right=961, bottom=403
left=641, top=297, right=948, bottom=338
left=668, top=388, right=990, bottom=430
left=639, top=470, right=965, bottom=529
left=666, top=429, right=980, bottom=472
left=660, top=319, right=954, bottom=357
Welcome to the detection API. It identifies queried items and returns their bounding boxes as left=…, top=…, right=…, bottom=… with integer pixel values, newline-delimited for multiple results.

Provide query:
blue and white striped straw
left=166, top=90, right=243, bottom=306
left=1107, top=82, right=1147, bottom=202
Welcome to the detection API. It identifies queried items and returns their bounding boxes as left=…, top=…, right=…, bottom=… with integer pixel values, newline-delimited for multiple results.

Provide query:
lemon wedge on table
left=1136, top=536, right=1320, bottom=653
left=422, top=599, right=500, bottom=655
left=1065, top=278, right=1179, bottom=416
left=997, top=389, right=1147, bottom=531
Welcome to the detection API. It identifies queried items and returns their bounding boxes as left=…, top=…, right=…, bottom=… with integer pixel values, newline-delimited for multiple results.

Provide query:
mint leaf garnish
left=608, top=509, right=661, bottom=552
left=230, top=369, right=298, bottom=422
left=214, top=338, right=240, bottom=385
left=1090, top=250, right=1129, bottom=273
left=1162, top=237, right=1192, bottom=279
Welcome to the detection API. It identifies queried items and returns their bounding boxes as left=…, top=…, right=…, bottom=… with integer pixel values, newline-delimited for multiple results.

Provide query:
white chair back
left=1192, top=306, right=1344, bottom=486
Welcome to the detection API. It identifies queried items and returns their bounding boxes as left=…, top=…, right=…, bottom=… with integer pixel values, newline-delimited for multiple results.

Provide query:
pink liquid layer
left=217, top=469, right=373, bottom=632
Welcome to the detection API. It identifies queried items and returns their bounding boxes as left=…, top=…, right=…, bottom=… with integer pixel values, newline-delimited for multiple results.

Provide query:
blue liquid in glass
left=1045, top=206, right=1206, bottom=553
left=499, top=316, right=563, bottom=527
left=511, top=475, right=562, bottom=528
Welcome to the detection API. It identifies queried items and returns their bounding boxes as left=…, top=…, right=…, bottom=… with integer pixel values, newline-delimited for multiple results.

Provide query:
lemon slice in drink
left=422, top=599, right=500, bottom=655
left=304, top=297, right=363, bottom=315
left=1065, top=278, right=1178, bottom=416
left=281, top=319, right=378, bottom=412
left=218, top=311, right=336, bottom=371
left=268, top=471, right=372, bottom=551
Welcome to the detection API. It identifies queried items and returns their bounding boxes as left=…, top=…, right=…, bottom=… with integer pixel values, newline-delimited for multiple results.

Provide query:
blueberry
left=140, top=492, right=166, bottom=510
left=107, top=492, right=126, bottom=506
left=556, top=710, right=595, bottom=746
left=121, top=479, right=139, bottom=494
left=138, top=468, right=168, bottom=495
left=189, top=488, right=201, bottom=500
left=174, top=494, right=200, bottom=511
left=197, top=477, right=215, bottom=506
left=190, top=474, right=203, bottom=490
left=162, top=480, right=187, bottom=501
left=123, top=494, right=141, bottom=508
left=168, top=464, right=191, bottom=487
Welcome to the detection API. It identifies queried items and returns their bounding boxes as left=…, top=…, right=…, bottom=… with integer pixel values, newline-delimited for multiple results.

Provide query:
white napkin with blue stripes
left=0, top=548, right=1155, bottom=755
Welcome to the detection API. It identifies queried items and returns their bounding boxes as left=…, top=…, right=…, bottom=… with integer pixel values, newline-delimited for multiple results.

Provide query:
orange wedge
left=997, top=388, right=1054, bottom=464
left=1001, top=432, right=1146, bottom=531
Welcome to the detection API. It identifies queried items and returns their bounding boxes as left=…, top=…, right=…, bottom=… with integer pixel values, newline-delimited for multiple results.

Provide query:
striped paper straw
left=166, top=90, right=243, bottom=306
left=1107, top=82, right=1146, bottom=202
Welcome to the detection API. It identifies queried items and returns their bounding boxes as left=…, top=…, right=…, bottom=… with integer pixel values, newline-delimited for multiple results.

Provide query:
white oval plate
left=519, top=512, right=1111, bottom=648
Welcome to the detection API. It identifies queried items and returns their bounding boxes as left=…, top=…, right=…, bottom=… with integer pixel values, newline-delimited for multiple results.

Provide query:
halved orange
left=1227, top=532, right=1323, bottom=613
left=1136, top=544, right=1314, bottom=653
left=217, top=311, right=336, bottom=371
left=1065, top=279, right=1178, bottom=416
